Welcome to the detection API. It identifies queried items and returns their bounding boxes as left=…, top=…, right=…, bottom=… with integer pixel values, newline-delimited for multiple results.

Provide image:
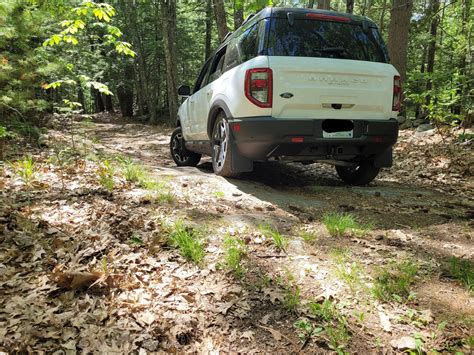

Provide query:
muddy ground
left=0, top=114, right=472, bottom=353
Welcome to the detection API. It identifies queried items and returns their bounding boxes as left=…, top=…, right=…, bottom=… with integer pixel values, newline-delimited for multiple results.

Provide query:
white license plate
left=323, top=130, right=353, bottom=138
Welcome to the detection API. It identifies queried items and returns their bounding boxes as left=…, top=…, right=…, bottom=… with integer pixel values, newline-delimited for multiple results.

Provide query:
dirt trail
left=1, top=116, right=472, bottom=353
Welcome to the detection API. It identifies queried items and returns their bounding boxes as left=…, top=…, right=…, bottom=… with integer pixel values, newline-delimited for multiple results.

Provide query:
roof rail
left=242, top=13, right=256, bottom=26
left=222, top=31, right=233, bottom=42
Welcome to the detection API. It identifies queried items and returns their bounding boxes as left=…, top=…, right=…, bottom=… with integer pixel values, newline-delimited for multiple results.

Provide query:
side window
left=240, top=24, right=259, bottom=62
left=224, top=38, right=240, bottom=72
left=193, top=59, right=212, bottom=93
left=208, top=48, right=226, bottom=84
left=223, top=22, right=260, bottom=71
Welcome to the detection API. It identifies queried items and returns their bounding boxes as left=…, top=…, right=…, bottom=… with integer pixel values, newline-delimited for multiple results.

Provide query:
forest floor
left=1, top=113, right=473, bottom=354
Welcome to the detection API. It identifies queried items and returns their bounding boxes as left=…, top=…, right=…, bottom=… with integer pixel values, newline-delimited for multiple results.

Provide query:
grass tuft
left=445, top=257, right=473, bottom=291
left=10, top=155, right=38, bottom=185
left=258, top=224, right=288, bottom=252
left=168, top=221, right=204, bottom=264
left=372, top=260, right=418, bottom=303
left=323, top=212, right=372, bottom=237
left=222, top=234, right=247, bottom=278
left=119, top=157, right=148, bottom=184
left=97, top=160, right=115, bottom=191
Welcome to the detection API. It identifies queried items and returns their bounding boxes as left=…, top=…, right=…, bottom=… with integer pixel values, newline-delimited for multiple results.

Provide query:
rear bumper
left=228, top=117, right=399, bottom=163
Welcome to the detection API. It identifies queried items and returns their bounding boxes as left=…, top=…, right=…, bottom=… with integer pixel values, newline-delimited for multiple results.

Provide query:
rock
left=232, top=192, right=242, bottom=197
left=375, top=235, right=384, bottom=241
left=216, top=206, right=225, bottom=213
left=266, top=204, right=276, bottom=211
left=288, top=204, right=304, bottom=213
left=416, top=123, right=434, bottom=132
left=390, top=336, right=417, bottom=350
left=396, top=115, right=406, bottom=124
left=374, top=191, right=381, bottom=197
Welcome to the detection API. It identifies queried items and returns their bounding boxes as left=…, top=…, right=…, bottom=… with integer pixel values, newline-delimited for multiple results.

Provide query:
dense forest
left=0, top=0, right=472, bottom=129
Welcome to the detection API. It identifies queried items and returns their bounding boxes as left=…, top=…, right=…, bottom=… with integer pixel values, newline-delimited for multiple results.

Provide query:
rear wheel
left=335, top=161, right=380, bottom=186
left=211, top=113, right=239, bottom=177
left=170, top=127, right=201, bottom=167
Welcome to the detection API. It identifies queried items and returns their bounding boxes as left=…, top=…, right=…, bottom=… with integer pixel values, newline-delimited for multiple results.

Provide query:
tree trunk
left=307, top=0, right=315, bottom=8
left=387, top=0, right=413, bottom=82
left=425, top=0, right=440, bottom=104
left=379, top=0, right=388, bottom=34
left=346, top=0, right=354, bottom=13
left=213, top=0, right=229, bottom=42
left=92, top=88, right=105, bottom=113
left=205, top=0, right=213, bottom=60
left=161, top=0, right=178, bottom=125
left=103, top=94, right=114, bottom=112
left=317, top=0, right=330, bottom=10
left=233, top=0, right=244, bottom=30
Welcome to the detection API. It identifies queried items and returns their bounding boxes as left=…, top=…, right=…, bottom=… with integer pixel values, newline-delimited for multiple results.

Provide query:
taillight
left=392, top=75, right=402, bottom=111
left=305, top=13, right=351, bottom=22
left=245, top=68, right=272, bottom=108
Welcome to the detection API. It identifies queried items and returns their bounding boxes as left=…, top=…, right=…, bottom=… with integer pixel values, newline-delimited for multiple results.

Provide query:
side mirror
left=178, top=85, right=191, bottom=97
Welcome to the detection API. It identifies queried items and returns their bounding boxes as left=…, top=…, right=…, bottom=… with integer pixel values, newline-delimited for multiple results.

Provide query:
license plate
left=323, top=130, right=353, bottom=138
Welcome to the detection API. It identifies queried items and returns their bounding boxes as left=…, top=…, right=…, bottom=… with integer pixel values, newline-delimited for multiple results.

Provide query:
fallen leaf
left=390, top=336, right=416, bottom=350
left=378, top=311, right=392, bottom=332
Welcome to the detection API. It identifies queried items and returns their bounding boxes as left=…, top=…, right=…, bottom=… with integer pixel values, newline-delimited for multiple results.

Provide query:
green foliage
left=299, top=229, right=318, bottom=244
left=258, top=224, right=288, bottom=251
left=10, top=155, right=37, bottom=185
left=323, top=212, right=371, bottom=237
left=214, top=191, right=225, bottom=198
left=222, top=234, right=247, bottom=278
left=97, top=160, right=115, bottom=191
left=168, top=221, right=205, bottom=264
left=118, top=157, right=147, bottom=184
left=372, top=261, right=418, bottom=303
left=300, top=299, right=350, bottom=353
left=445, top=257, right=473, bottom=292
left=283, top=284, right=301, bottom=312
left=128, top=233, right=144, bottom=246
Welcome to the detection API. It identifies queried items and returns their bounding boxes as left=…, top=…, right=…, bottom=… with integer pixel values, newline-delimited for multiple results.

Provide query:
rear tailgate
left=269, top=57, right=397, bottom=120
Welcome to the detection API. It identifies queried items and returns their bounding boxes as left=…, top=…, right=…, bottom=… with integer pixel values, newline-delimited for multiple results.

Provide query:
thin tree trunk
left=161, top=0, right=178, bottom=125
left=213, top=0, right=229, bottom=42
left=379, top=0, right=388, bottom=33
left=233, top=0, right=244, bottom=30
left=103, top=94, right=114, bottom=112
left=92, top=88, right=105, bottom=113
left=307, top=0, right=315, bottom=8
left=425, top=0, right=440, bottom=102
left=346, top=0, right=354, bottom=13
left=205, top=0, right=213, bottom=60
left=387, top=0, right=413, bottom=82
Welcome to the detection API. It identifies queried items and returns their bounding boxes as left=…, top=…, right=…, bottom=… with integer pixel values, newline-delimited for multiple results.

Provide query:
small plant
left=372, top=260, right=418, bottom=303
left=294, top=319, right=323, bottom=346
left=283, top=284, right=301, bottom=312
left=168, top=221, right=205, bottom=264
left=258, top=224, right=288, bottom=252
left=119, top=157, right=148, bottom=184
left=10, top=155, right=38, bottom=185
left=304, top=299, right=350, bottom=353
left=98, top=160, right=115, bottom=191
left=445, top=257, right=473, bottom=291
left=299, top=230, right=318, bottom=244
left=323, top=212, right=363, bottom=237
left=129, top=233, right=144, bottom=246
left=331, top=250, right=367, bottom=292
left=222, top=234, right=247, bottom=278
left=214, top=191, right=225, bottom=198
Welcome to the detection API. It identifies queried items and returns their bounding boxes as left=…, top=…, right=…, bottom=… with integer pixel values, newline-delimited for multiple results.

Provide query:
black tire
left=170, top=127, right=201, bottom=167
left=211, top=112, right=239, bottom=177
left=335, top=161, right=380, bottom=186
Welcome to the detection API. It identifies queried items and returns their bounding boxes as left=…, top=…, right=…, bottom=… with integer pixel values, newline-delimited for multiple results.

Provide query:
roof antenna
left=287, top=12, right=294, bottom=26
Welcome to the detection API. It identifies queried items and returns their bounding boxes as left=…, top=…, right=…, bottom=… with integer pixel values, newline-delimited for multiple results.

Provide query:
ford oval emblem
left=280, top=92, right=294, bottom=99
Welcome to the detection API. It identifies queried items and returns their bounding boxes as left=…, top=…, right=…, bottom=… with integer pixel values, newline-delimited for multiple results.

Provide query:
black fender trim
left=207, top=100, right=233, bottom=139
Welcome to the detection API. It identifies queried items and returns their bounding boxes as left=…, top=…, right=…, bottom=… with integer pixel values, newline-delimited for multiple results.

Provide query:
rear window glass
left=267, top=18, right=388, bottom=63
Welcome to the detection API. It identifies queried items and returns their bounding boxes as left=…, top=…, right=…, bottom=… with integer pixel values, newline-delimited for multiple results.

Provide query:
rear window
left=267, top=18, right=388, bottom=63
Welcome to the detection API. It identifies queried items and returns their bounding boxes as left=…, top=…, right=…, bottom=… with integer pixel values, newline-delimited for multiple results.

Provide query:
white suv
left=170, top=7, right=401, bottom=185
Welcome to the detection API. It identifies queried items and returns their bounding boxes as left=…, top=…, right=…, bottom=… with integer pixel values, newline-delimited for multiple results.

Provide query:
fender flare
left=207, top=100, right=233, bottom=139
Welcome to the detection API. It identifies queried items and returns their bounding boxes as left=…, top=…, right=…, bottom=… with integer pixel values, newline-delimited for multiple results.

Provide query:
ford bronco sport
left=170, top=7, right=401, bottom=185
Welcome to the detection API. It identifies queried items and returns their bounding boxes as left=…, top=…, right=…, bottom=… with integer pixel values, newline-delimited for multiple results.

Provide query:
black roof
left=216, top=7, right=378, bottom=53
